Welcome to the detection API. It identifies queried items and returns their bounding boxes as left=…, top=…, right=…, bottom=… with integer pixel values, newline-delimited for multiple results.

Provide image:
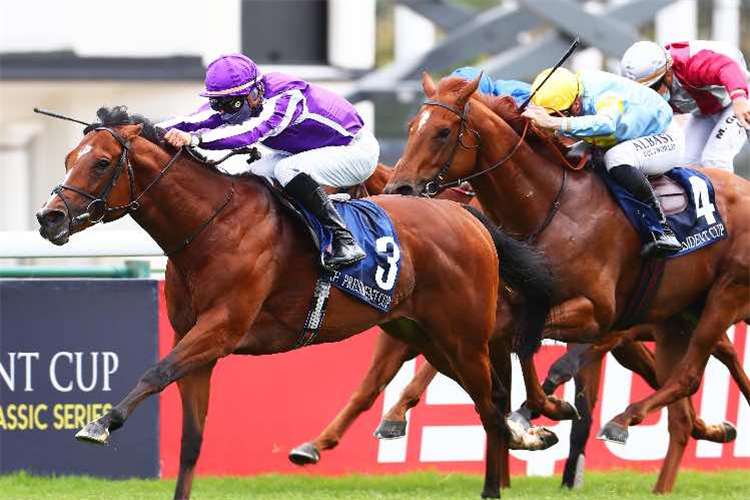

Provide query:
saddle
left=650, top=175, right=688, bottom=215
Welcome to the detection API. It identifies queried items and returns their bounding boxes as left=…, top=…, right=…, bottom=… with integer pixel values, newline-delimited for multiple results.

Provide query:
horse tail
left=463, top=205, right=555, bottom=360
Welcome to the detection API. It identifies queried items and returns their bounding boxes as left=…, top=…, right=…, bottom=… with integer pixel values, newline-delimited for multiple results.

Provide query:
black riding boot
left=609, top=164, right=682, bottom=256
left=285, top=173, right=366, bottom=270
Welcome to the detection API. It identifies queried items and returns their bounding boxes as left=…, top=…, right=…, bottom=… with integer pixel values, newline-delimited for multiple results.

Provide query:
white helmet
left=621, top=41, right=671, bottom=87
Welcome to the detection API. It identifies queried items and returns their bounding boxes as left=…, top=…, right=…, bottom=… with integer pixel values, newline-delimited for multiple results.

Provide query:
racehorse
left=292, top=151, right=748, bottom=492
left=381, top=74, right=750, bottom=493
left=35, top=106, right=555, bottom=500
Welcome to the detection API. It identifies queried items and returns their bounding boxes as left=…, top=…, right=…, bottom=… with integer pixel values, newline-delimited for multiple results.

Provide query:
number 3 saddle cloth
left=600, top=166, right=728, bottom=259
left=297, top=197, right=402, bottom=313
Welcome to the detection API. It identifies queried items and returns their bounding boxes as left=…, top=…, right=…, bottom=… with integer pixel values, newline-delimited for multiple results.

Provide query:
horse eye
left=96, top=159, right=110, bottom=169
left=437, top=128, right=451, bottom=140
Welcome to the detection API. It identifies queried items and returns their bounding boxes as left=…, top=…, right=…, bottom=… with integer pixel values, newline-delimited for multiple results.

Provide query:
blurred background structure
left=1, top=0, right=748, bottom=270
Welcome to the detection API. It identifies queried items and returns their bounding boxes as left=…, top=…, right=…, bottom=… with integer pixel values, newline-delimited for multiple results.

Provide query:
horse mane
left=85, top=106, right=165, bottom=145
left=437, top=77, right=571, bottom=166
left=86, top=106, right=255, bottom=180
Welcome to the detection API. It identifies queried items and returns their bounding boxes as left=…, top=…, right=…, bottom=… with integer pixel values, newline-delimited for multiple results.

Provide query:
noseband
left=421, top=99, right=529, bottom=197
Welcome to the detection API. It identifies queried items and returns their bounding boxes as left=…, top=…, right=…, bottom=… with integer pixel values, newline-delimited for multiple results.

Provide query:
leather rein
left=51, top=127, right=237, bottom=256
left=421, top=99, right=568, bottom=243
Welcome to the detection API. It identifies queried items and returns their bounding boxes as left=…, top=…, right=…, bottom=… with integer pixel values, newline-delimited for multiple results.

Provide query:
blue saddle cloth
left=299, top=199, right=401, bottom=312
left=599, top=166, right=728, bottom=259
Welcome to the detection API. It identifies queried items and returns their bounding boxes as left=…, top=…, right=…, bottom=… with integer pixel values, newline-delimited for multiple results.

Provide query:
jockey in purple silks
left=158, top=53, right=379, bottom=270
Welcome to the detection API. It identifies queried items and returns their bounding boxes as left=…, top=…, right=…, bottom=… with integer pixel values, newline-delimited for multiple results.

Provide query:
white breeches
left=249, top=129, right=380, bottom=188
left=604, top=121, right=685, bottom=176
left=682, top=106, right=746, bottom=172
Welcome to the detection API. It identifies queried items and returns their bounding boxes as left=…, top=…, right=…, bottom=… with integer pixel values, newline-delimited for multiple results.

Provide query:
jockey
left=621, top=40, right=750, bottom=172
left=522, top=68, right=684, bottom=255
left=451, top=67, right=532, bottom=106
left=158, top=53, right=379, bottom=270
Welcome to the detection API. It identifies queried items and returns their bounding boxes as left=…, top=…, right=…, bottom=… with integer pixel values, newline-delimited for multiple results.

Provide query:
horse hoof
left=558, top=400, right=581, bottom=421
left=508, top=421, right=558, bottom=451
left=597, top=421, right=628, bottom=445
left=288, top=442, right=321, bottom=466
left=480, top=488, right=500, bottom=499
left=374, top=419, right=407, bottom=440
left=720, top=421, right=737, bottom=443
left=75, top=420, right=109, bottom=446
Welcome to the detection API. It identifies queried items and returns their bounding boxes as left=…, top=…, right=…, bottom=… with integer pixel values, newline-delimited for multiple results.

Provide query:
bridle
left=51, top=127, right=235, bottom=256
left=422, top=99, right=530, bottom=197
left=420, top=98, right=567, bottom=243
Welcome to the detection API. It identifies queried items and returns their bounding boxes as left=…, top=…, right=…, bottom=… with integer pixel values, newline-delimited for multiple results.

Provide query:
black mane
left=85, top=106, right=258, bottom=180
left=84, top=106, right=165, bottom=145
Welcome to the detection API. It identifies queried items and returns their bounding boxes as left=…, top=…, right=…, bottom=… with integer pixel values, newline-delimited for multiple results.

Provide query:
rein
left=51, top=127, right=237, bottom=256
left=421, top=98, right=570, bottom=243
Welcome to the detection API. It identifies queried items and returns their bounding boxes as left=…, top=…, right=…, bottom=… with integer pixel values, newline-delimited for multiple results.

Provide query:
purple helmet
left=200, top=53, right=262, bottom=97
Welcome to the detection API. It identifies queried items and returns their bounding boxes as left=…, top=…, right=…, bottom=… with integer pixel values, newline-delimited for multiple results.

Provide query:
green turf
left=0, top=469, right=748, bottom=500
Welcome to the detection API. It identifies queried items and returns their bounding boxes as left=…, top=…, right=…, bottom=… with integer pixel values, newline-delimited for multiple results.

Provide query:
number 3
left=689, top=176, right=716, bottom=225
left=375, top=236, right=400, bottom=291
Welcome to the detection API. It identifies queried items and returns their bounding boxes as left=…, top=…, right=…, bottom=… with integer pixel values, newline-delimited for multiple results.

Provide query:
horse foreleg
left=561, top=360, right=601, bottom=489
left=599, top=280, right=749, bottom=445
left=288, top=331, right=416, bottom=465
left=75, top=309, right=235, bottom=445
left=375, top=359, right=438, bottom=440
left=173, top=362, right=215, bottom=500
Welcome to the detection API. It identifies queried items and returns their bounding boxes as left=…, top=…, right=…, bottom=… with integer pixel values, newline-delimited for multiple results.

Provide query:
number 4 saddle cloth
left=297, top=197, right=402, bottom=312
left=599, top=166, right=728, bottom=259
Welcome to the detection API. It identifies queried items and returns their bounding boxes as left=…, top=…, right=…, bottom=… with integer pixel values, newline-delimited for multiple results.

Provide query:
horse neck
left=468, top=107, right=566, bottom=237
left=127, top=139, right=265, bottom=256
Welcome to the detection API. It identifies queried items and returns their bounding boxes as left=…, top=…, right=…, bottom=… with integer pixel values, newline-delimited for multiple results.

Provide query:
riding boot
left=284, top=172, right=366, bottom=270
left=608, top=164, right=682, bottom=256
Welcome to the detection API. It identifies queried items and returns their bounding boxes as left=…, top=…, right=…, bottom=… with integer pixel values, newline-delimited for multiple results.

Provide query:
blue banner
left=0, top=280, right=159, bottom=478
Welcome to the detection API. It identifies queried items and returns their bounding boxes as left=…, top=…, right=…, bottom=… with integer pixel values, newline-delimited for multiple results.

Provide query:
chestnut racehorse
left=382, top=74, right=750, bottom=493
left=294, top=158, right=748, bottom=492
left=35, top=107, right=555, bottom=500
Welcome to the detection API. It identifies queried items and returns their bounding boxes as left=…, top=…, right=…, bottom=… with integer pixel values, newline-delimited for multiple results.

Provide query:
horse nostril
left=395, top=185, right=415, bottom=197
left=39, top=209, right=65, bottom=227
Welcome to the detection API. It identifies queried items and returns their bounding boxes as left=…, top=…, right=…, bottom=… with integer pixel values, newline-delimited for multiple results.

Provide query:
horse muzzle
left=384, top=181, right=422, bottom=197
left=36, top=207, right=70, bottom=245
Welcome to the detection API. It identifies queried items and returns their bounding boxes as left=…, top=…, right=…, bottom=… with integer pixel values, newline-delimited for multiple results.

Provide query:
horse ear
left=121, top=124, right=144, bottom=139
left=456, top=73, right=482, bottom=106
left=422, top=72, right=437, bottom=98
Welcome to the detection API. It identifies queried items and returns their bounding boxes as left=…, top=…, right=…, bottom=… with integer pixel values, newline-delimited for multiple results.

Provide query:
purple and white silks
left=158, top=72, right=364, bottom=155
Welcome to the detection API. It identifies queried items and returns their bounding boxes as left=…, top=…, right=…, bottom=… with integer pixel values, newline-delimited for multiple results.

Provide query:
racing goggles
left=209, top=96, right=246, bottom=114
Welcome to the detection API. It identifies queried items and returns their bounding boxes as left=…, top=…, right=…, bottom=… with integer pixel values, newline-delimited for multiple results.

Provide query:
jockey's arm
left=197, top=90, right=304, bottom=150
left=157, top=104, right=223, bottom=133
left=686, top=49, right=750, bottom=128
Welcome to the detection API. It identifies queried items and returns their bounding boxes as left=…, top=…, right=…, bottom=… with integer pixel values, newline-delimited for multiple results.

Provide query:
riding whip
left=34, top=108, right=91, bottom=127
left=519, top=37, right=581, bottom=111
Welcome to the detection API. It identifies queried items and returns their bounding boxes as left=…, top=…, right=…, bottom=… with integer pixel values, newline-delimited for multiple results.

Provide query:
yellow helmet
left=531, top=67, right=581, bottom=113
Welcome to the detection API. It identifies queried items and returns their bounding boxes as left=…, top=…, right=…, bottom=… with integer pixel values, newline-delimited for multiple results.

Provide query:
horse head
left=37, top=109, right=147, bottom=245
left=385, top=72, right=484, bottom=197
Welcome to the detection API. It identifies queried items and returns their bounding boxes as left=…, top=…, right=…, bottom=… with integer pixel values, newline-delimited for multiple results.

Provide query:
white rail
left=0, top=230, right=162, bottom=258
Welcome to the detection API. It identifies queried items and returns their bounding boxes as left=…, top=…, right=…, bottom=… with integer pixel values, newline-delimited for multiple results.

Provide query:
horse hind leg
left=712, top=331, right=750, bottom=406
left=375, top=359, right=437, bottom=440
left=289, top=331, right=417, bottom=465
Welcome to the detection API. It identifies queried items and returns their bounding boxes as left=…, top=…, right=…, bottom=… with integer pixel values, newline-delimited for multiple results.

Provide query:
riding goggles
left=209, top=96, right=247, bottom=114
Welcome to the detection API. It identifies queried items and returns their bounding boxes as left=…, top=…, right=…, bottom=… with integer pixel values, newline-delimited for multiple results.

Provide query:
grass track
left=1, top=470, right=749, bottom=500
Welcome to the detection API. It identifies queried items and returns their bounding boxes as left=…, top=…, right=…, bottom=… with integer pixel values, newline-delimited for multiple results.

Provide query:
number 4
left=689, top=176, right=716, bottom=225
left=375, top=236, right=400, bottom=291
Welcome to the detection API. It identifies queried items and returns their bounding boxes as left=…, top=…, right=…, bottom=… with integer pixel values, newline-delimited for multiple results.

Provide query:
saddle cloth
left=297, top=198, right=402, bottom=312
left=599, top=166, right=728, bottom=259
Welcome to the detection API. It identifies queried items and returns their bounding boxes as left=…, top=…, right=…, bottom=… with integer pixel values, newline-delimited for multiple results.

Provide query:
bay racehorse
left=35, top=107, right=555, bottom=500
left=381, top=74, right=750, bottom=493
